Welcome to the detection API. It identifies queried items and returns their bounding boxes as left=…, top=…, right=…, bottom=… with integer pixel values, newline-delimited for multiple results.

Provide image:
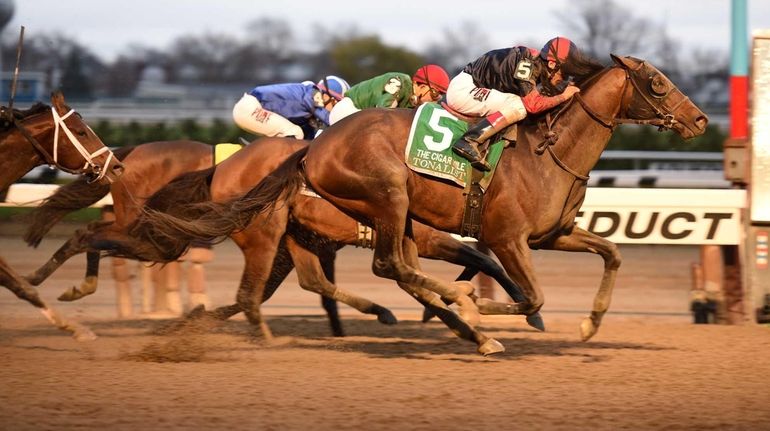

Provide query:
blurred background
left=2, top=0, right=768, bottom=154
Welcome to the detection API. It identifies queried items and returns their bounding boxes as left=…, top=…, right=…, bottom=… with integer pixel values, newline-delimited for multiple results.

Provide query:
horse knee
left=603, top=245, right=622, bottom=270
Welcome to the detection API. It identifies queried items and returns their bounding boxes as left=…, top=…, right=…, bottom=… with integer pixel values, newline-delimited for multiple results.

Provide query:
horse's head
left=611, top=54, right=708, bottom=139
left=43, top=91, right=124, bottom=183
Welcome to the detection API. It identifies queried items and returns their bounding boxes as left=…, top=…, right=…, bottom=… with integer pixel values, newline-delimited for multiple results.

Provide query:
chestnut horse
left=132, top=55, right=708, bottom=355
left=131, top=138, right=538, bottom=337
left=23, top=138, right=536, bottom=337
left=0, top=91, right=123, bottom=339
left=24, top=140, right=214, bottom=300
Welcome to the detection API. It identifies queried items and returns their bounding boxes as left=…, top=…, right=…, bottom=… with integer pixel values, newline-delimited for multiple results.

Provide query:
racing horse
left=22, top=138, right=537, bottom=337
left=132, top=55, right=708, bottom=354
left=0, top=90, right=123, bottom=339
left=24, top=140, right=215, bottom=304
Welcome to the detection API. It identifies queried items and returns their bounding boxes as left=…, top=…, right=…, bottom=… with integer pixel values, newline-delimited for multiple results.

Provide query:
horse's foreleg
left=286, top=237, right=397, bottom=330
left=1, top=258, right=96, bottom=341
left=318, top=250, right=344, bottom=337
left=396, top=235, right=503, bottom=355
left=415, top=227, right=530, bottom=303
left=415, top=228, right=545, bottom=329
left=487, top=235, right=545, bottom=318
left=546, top=227, right=621, bottom=341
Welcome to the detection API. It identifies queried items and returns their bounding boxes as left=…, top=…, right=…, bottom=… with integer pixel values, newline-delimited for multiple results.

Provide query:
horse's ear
left=50, top=90, right=67, bottom=114
left=610, top=54, right=638, bottom=70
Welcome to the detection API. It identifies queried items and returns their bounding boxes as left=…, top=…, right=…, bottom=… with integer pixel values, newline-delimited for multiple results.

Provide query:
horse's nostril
left=696, top=116, right=708, bottom=130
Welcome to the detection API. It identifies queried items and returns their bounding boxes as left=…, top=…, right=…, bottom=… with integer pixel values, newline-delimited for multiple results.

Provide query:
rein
left=13, top=107, right=114, bottom=182
left=534, top=62, right=689, bottom=181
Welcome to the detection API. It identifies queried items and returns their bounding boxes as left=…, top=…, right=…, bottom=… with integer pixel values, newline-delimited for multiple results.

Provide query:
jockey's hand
left=562, top=85, right=581, bottom=99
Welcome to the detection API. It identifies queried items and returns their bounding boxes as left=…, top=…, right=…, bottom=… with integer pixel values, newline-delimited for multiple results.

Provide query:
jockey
left=232, top=75, right=350, bottom=140
left=447, top=37, right=597, bottom=171
left=329, top=64, right=450, bottom=125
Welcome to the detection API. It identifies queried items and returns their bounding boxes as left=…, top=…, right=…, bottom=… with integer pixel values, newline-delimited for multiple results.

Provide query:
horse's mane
left=0, top=102, right=51, bottom=133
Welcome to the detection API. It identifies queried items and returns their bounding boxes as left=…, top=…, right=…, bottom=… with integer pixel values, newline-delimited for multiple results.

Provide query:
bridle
left=11, top=106, right=115, bottom=182
left=535, top=61, right=692, bottom=181
left=573, top=62, right=692, bottom=131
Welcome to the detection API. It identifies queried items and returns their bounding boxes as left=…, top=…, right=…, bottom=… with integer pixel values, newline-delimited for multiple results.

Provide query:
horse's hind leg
left=231, top=209, right=291, bottom=341
left=414, top=226, right=545, bottom=330
left=1, top=257, right=96, bottom=341
left=318, top=250, right=344, bottom=337
left=286, top=237, right=397, bottom=327
left=546, top=227, right=621, bottom=341
left=25, top=224, right=97, bottom=286
left=58, top=251, right=101, bottom=302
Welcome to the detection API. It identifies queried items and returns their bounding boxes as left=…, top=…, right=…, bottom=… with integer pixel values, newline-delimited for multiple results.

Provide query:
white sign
left=574, top=188, right=746, bottom=245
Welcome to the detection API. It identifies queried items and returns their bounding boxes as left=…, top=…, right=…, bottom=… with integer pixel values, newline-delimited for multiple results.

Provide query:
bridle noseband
left=11, top=107, right=115, bottom=182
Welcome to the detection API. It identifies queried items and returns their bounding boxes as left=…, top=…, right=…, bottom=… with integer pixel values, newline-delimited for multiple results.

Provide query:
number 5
left=515, top=60, right=532, bottom=80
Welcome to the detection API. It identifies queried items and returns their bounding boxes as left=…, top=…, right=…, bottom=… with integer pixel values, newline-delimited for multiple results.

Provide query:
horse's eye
left=650, top=75, right=669, bottom=97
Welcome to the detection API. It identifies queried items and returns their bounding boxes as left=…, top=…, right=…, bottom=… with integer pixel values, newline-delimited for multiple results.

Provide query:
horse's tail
left=98, top=166, right=217, bottom=262
left=144, top=166, right=215, bottom=215
left=125, top=146, right=309, bottom=259
left=23, top=146, right=137, bottom=247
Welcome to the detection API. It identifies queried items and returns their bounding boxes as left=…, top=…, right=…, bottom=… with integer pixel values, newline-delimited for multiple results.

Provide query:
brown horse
left=24, top=138, right=536, bottom=337
left=134, top=138, right=539, bottom=337
left=0, top=91, right=123, bottom=339
left=24, top=140, right=214, bottom=301
left=133, top=55, right=708, bottom=355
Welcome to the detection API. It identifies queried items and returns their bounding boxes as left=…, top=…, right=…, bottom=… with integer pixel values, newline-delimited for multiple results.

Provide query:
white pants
left=446, top=72, right=527, bottom=122
left=328, top=97, right=360, bottom=125
left=232, top=93, right=304, bottom=139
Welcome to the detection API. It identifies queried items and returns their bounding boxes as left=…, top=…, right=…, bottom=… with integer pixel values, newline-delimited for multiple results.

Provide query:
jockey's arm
left=520, top=88, right=571, bottom=114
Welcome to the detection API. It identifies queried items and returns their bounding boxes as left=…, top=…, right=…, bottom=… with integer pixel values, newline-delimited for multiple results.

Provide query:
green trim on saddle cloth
left=405, top=103, right=505, bottom=189
left=214, top=143, right=245, bottom=165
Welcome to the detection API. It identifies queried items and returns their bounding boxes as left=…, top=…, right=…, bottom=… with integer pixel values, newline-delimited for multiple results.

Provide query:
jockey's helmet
left=539, top=37, right=577, bottom=68
left=412, top=64, right=450, bottom=94
left=317, top=76, right=350, bottom=101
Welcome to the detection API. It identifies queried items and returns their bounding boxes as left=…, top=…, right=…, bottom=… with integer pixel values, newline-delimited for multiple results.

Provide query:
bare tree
left=555, top=0, right=670, bottom=63
left=423, top=22, right=492, bottom=73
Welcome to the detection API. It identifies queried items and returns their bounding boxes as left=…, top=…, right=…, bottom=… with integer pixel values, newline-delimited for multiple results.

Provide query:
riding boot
left=451, top=118, right=503, bottom=172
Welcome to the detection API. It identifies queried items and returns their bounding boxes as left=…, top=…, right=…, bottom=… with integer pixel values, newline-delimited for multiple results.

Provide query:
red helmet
left=412, top=64, right=450, bottom=94
left=540, top=36, right=577, bottom=65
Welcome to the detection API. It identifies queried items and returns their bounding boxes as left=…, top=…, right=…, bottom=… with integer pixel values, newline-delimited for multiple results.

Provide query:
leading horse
left=0, top=91, right=124, bottom=339
left=135, top=55, right=707, bottom=355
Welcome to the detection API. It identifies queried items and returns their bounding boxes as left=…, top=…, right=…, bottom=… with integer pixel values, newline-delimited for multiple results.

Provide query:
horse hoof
left=580, top=317, right=598, bottom=341
left=377, top=310, right=398, bottom=325
left=186, top=304, right=207, bottom=320
left=73, top=326, right=98, bottom=342
left=57, top=287, right=84, bottom=302
left=478, top=338, right=505, bottom=356
left=526, top=312, right=546, bottom=332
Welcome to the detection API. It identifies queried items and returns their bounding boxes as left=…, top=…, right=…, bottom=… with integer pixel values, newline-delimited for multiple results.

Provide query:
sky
left=6, top=0, right=770, bottom=63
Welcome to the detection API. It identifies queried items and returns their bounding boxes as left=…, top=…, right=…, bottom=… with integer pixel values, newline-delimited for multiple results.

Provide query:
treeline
left=91, top=120, right=726, bottom=156
left=2, top=0, right=727, bottom=108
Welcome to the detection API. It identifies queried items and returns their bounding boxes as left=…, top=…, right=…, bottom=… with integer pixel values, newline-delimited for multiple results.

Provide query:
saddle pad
left=405, top=103, right=504, bottom=188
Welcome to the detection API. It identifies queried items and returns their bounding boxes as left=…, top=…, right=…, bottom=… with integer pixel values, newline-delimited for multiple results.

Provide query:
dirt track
left=1, top=230, right=769, bottom=430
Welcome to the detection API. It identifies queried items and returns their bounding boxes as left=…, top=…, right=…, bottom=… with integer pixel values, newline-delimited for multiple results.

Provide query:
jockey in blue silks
left=232, top=75, right=350, bottom=140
